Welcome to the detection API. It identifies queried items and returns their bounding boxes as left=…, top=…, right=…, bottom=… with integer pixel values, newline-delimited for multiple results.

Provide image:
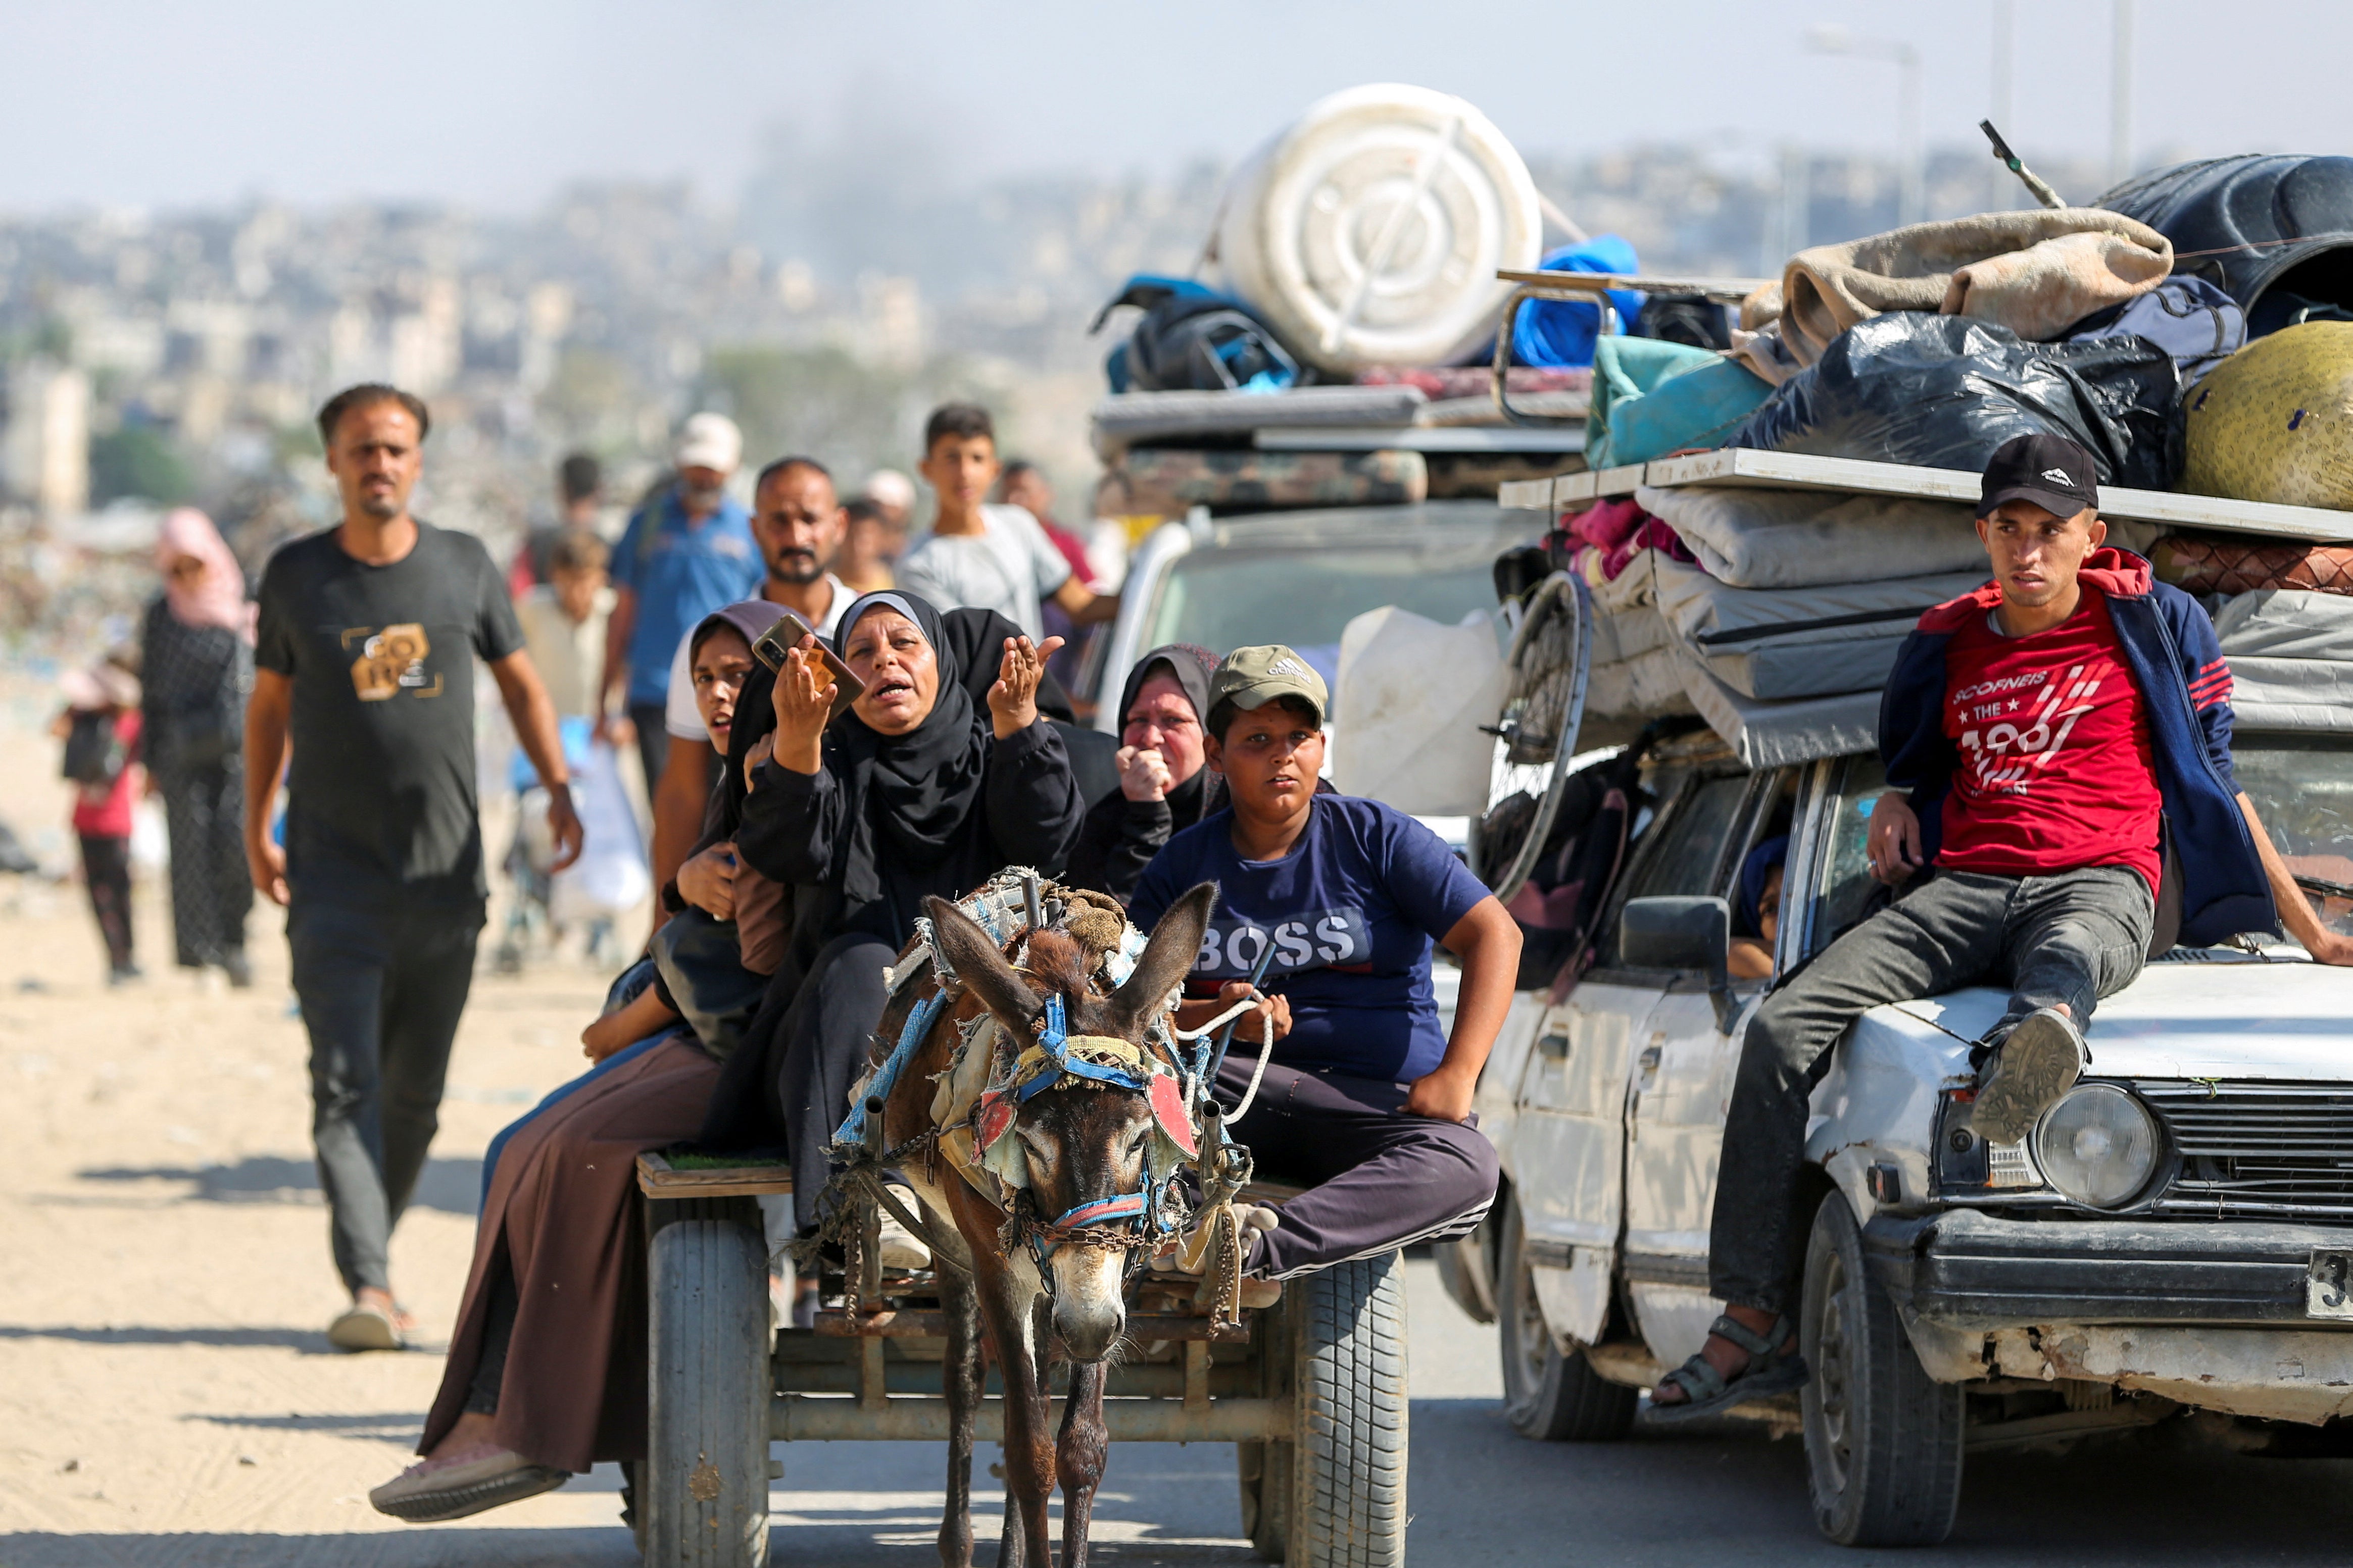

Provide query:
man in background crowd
left=599, top=414, right=760, bottom=792
left=246, top=383, right=582, bottom=1353
left=646, top=456, right=853, bottom=908
left=895, top=403, right=1118, bottom=641
left=860, top=468, right=916, bottom=556
left=507, top=451, right=603, bottom=597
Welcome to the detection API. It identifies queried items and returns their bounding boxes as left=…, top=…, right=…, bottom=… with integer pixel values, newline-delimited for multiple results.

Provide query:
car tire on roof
left=1800, top=1191, right=1964, bottom=1547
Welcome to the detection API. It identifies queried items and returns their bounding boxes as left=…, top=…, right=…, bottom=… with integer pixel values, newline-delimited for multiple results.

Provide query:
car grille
left=2137, top=1081, right=2353, bottom=1223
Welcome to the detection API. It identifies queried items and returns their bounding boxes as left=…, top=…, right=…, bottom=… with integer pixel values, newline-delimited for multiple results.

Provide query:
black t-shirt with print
left=255, top=523, right=524, bottom=902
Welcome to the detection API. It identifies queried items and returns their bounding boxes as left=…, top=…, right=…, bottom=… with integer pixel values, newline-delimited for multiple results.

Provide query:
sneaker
left=1974, top=1007, right=2087, bottom=1145
left=327, top=1299, right=405, bottom=1352
left=876, top=1208, right=932, bottom=1272
left=222, top=949, right=254, bottom=989
left=369, top=1445, right=570, bottom=1522
left=107, top=963, right=143, bottom=987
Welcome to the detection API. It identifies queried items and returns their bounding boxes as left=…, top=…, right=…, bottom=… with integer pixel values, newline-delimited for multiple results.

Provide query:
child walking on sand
left=55, top=652, right=145, bottom=984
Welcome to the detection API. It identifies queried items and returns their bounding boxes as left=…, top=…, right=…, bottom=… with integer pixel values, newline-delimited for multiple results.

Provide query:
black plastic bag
left=1728, top=313, right=2182, bottom=489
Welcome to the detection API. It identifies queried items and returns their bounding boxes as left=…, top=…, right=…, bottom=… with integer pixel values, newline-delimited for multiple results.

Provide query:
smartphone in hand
left=751, top=613, right=865, bottom=721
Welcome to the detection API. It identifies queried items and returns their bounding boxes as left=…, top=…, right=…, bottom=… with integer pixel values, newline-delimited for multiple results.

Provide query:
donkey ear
left=925, top=895, right=1039, bottom=1028
left=1109, top=881, right=1218, bottom=1030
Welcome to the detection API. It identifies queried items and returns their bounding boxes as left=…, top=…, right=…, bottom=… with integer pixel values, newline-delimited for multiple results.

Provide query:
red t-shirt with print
left=1937, top=589, right=2162, bottom=894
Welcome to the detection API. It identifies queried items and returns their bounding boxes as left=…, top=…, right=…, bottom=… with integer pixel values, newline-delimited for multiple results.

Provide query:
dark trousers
left=157, top=761, right=251, bottom=968
left=629, top=700, right=670, bottom=795
left=78, top=833, right=134, bottom=971
left=289, top=895, right=485, bottom=1294
left=775, top=933, right=895, bottom=1232
left=1707, top=866, right=2155, bottom=1314
left=1220, top=1057, right=1499, bottom=1281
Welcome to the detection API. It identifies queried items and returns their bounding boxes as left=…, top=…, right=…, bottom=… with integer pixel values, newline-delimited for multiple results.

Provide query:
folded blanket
left=2214, top=588, right=2353, bottom=661
left=1650, top=557, right=1989, bottom=651
left=1739, top=209, right=2172, bottom=378
left=1635, top=484, right=1984, bottom=589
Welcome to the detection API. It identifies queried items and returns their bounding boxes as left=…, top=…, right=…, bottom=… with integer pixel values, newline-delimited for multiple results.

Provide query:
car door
left=1509, top=766, right=1754, bottom=1347
left=1620, top=767, right=1801, bottom=1370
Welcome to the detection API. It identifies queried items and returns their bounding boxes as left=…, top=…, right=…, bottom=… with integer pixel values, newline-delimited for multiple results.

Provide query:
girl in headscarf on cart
left=697, top=590, right=1088, bottom=1234
left=1067, top=642, right=1219, bottom=904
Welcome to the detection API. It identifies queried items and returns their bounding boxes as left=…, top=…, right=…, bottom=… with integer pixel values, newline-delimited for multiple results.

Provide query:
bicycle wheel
left=1472, top=571, right=1591, bottom=904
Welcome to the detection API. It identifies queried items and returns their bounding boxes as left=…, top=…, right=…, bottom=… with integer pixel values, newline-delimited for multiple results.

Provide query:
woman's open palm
left=988, top=634, right=1065, bottom=738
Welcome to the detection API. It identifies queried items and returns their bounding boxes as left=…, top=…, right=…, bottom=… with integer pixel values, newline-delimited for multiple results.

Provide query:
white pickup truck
left=1440, top=716, right=2353, bottom=1546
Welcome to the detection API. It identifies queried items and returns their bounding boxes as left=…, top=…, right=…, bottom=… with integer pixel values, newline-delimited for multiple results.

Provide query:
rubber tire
left=1496, top=1201, right=1637, bottom=1442
left=646, top=1219, right=772, bottom=1567
left=1800, top=1193, right=1964, bottom=1547
left=1284, top=1251, right=1409, bottom=1568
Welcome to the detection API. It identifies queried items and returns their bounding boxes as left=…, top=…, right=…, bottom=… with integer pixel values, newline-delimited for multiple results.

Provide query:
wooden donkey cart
left=630, top=870, right=1411, bottom=1567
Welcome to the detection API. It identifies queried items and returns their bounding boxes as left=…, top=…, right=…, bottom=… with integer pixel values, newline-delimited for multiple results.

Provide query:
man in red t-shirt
left=1654, top=433, right=2353, bottom=1422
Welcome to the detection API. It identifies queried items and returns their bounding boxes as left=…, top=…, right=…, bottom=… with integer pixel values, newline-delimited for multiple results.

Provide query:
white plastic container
left=1216, top=83, right=1542, bottom=375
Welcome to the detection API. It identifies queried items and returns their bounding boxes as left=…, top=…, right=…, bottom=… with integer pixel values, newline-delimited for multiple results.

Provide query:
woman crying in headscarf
left=702, top=590, right=1087, bottom=1226
left=1066, top=643, right=1218, bottom=904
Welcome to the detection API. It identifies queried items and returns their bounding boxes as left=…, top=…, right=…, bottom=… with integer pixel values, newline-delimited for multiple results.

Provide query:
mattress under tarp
left=1651, top=557, right=1982, bottom=701
left=2213, top=589, right=2353, bottom=732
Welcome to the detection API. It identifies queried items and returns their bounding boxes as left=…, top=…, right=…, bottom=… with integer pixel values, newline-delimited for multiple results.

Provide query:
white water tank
left=1215, top=83, right=1543, bottom=375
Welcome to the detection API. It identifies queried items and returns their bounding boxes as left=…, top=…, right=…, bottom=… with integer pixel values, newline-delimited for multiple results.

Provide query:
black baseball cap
left=1977, top=433, right=2099, bottom=520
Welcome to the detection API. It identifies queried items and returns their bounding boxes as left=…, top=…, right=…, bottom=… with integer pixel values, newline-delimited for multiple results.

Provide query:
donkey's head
left=924, top=882, right=1217, bottom=1361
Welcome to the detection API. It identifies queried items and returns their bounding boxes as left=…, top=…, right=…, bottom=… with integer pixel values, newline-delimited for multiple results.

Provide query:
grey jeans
left=1707, top=865, right=2154, bottom=1314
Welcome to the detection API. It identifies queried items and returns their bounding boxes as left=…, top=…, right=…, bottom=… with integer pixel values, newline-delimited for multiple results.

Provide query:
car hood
left=1886, top=952, right=2353, bottom=1080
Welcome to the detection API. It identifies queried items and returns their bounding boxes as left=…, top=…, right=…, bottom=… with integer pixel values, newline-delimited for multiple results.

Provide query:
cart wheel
left=1800, top=1191, right=1964, bottom=1547
left=1237, top=1437, right=1292, bottom=1561
left=1472, top=571, right=1593, bottom=904
left=1283, top=1251, right=1408, bottom=1568
left=646, top=1219, right=772, bottom=1566
left=1496, top=1201, right=1635, bottom=1442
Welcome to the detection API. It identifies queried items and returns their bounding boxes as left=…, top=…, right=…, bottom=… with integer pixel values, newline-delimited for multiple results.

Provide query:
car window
left=2234, top=732, right=2353, bottom=947
left=1597, top=772, right=1751, bottom=968
left=1145, top=542, right=1503, bottom=712
left=1810, top=754, right=1892, bottom=958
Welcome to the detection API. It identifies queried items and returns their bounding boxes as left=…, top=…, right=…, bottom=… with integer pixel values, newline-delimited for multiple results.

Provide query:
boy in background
left=516, top=530, right=616, bottom=722
left=895, top=403, right=1118, bottom=640
left=54, top=652, right=145, bottom=984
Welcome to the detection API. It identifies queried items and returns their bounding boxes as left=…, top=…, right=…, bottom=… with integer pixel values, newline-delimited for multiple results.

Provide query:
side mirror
left=1620, top=895, right=1739, bottom=1034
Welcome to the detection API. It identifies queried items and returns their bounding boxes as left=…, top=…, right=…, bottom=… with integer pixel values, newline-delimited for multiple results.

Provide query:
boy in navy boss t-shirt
left=1128, top=645, right=1520, bottom=1285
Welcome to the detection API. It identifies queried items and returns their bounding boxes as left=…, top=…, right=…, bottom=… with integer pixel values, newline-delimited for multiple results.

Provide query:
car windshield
left=2235, top=732, right=2353, bottom=946
left=1142, top=539, right=1504, bottom=711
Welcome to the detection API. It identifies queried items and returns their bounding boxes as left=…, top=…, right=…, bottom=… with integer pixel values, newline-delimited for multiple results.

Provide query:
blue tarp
left=1509, top=236, right=1645, bottom=369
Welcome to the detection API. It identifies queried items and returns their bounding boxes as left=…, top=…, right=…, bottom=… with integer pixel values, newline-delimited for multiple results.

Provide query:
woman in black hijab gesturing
left=717, top=590, right=1086, bottom=1223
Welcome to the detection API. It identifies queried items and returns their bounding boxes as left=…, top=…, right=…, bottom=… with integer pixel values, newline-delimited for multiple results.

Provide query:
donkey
left=869, top=881, right=1217, bottom=1568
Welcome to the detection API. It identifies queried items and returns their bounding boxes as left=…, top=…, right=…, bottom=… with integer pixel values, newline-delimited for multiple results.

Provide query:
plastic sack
left=2182, top=321, right=2353, bottom=509
left=1510, top=236, right=1645, bottom=369
left=547, top=739, right=650, bottom=925
left=1588, top=342, right=1772, bottom=469
left=1332, top=604, right=1509, bottom=816
left=1727, top=313, right=2182, bottom=489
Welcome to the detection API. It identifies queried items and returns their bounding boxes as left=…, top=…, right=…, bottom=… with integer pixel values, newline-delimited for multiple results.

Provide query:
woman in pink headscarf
left=140, top=509, right=257, bottom=985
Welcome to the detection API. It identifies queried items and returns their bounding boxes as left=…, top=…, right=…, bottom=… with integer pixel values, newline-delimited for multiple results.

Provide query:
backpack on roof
left=1091, top=275, right=1300, bottom=393
left=2063, top=275, right=2247, bottom=389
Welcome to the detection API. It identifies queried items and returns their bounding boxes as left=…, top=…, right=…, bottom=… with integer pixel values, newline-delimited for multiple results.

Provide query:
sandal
left=1648, top=1313, right=1808, bottom=1426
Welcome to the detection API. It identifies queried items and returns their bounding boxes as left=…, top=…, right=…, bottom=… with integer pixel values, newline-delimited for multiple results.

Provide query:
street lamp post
left=1807, top=24, right=1925, bottom=227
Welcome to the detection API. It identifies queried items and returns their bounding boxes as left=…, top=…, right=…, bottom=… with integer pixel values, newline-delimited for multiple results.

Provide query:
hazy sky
left=5, top=0, right=2346, bottom=213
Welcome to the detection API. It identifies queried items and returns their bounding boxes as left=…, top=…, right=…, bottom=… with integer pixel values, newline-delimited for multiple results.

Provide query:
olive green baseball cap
left=1209, top=645, right=1327, bottom=728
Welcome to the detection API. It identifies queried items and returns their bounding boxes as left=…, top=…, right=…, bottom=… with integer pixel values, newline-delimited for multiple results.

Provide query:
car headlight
left=2031, top=1084, right=2161, bottom=1208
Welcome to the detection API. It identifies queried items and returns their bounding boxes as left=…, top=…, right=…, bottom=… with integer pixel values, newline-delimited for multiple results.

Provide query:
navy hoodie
left=1878, top=547, right=2276, bottom=948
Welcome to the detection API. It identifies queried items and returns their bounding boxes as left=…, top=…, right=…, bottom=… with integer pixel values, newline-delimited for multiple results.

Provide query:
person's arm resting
left=1405, top=896, right=1522, bottom=1122
left=2238, top=792, right=2353, bottom=965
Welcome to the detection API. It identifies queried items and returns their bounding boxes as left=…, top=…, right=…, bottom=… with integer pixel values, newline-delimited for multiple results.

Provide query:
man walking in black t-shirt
left=246, top=384, right=582, bottom=1351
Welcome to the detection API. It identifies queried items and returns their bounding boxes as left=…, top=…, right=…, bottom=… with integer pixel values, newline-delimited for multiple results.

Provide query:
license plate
left=2308, top=1250, right=2353, bottom=1320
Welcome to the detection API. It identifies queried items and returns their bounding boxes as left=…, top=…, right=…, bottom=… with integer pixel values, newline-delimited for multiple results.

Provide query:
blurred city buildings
left=0, top=135, right=2125, bottom=656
